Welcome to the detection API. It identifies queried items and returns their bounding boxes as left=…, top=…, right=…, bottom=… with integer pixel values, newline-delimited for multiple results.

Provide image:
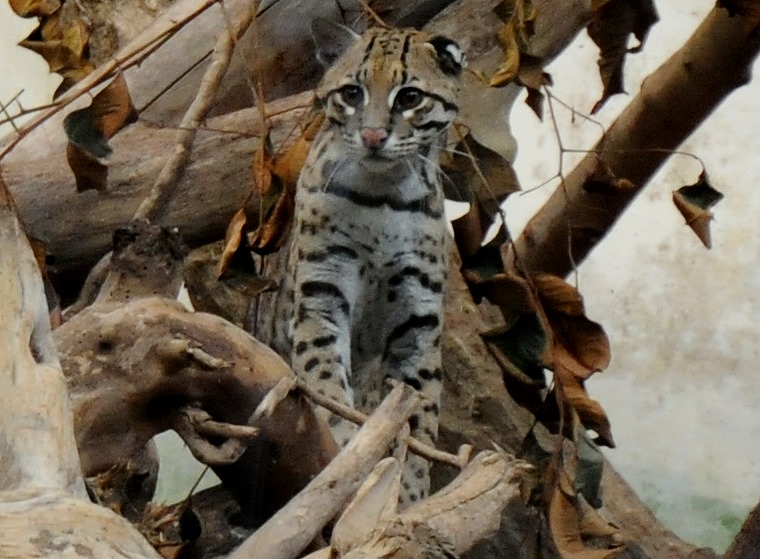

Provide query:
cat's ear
left=311, top=18, right=361, bottom=67
left=427, top=35, right=465, bottom=76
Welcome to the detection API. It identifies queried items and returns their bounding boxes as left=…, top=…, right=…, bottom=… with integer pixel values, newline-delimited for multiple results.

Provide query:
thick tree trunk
left=505, top=5, right=760, bottom=277
left=723, top=500, right=760, bottom=559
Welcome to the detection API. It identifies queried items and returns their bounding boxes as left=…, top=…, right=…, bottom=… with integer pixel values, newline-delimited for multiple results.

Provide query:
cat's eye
left=394, top=87, right=425, bottom=111
left=338, top=85, right=364, bottom=108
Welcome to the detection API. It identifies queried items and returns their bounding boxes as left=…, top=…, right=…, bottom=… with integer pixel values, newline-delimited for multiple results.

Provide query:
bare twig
left=171, top=406, right=254, bottom=465
left=133, top=4, right=257, bottom=222
left=0, top=90, right=24, bottom=133
left=248, top=375, right=298, bottom=423
left=188, top=408, right=260, bottom=439
left=0, top=0, right=223, bottom=161
left=295, top=377, right=471, bottom=469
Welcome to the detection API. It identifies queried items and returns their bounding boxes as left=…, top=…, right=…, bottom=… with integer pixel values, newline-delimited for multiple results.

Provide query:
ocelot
left=262, top=19, right=463, bottom=505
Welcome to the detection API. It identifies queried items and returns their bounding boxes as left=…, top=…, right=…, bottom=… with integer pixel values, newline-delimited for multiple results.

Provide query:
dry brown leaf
left=273, top=111, right=325, bottom=189
left=63, top=75, right=137, bottom=191
left=249, top=112, right=324, bottom=255
left=533, top=273, right=611, bottom=377
left=219, top=209, right=249, bottom=278
left=587, top=0, right=659, bottom=113
left=66, top=143, right=108, bottom=192
left=547, top=467, right=622, bottom=559
left=443, top=132, right=520, bottom=259
left=19, top=11, right=94, bottom=97
left=517, top=54, right=552, bottom=120
left=672, top=171, right=723, bottom=249
left=529, top=274, right=613, bottom=447
left=491, top=23, right=521, bottom=86
left=490, top=0, right=538, bottom=87
left=484, top=327, right=548, bottom=415
left=19, top=37, right=84, bottom=74
left=577, top=496, right=618, bottom=539
left=464, top=270, right=535, bottom=311
left=9, top=0, right=59, bottom=17
left=554, top=366, right=615, bottom=447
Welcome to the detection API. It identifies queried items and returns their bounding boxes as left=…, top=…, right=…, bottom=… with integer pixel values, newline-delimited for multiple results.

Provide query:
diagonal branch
left=133, top=2, right=258, bottom=222
left=505, top=6, right=760, bottom=277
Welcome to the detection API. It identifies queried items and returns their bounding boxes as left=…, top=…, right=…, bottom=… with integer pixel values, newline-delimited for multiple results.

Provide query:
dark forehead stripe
left=399, top=33, right=412, bottom=83
left=361, top=35, right=377, bottom=64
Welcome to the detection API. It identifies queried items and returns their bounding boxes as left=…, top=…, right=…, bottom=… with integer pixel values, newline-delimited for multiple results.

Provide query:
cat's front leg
left=291, top=260, right=359, bottom=446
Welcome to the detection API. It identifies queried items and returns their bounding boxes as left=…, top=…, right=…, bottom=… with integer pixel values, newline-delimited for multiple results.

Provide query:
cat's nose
left=360, top=127, right=389, bottom=150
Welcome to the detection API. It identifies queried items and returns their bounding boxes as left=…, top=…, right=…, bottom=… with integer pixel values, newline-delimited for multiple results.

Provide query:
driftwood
left=0, top=184, right=159, bottom=558
left=1, top=0, right=746, bottom=558
left=303, top=451, right=530, bottom=559
left=54, top=223, right=338, bottom=527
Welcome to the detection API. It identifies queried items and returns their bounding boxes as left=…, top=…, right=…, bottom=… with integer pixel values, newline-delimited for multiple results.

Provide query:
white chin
left=359, top=154, right=399, bottom=171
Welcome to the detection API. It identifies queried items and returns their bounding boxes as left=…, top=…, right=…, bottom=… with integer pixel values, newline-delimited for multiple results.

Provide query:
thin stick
left=132, top=3, right=257, bottom=222
left=294, top=378, right=470, bottom=470
left=0, top=0, right=223, bottom=161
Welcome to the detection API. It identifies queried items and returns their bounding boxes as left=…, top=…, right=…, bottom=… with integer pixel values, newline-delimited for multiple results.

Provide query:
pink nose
left=360, top=127, right=389, bottom=150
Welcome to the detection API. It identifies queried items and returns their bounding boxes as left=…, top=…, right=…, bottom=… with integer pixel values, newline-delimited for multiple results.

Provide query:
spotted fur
left=265, top=20, right=463, bottom=505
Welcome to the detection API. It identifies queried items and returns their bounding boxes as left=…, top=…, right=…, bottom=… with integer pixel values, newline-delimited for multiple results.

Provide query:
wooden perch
left=0, top=180, right=160, bottom=558
left=56, top=294, right=339, bottom=526
left=341, top=452, right=530, bottom=559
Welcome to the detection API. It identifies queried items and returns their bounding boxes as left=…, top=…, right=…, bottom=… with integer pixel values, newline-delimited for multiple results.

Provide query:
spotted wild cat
left=265, top=19, right=463, bottom=505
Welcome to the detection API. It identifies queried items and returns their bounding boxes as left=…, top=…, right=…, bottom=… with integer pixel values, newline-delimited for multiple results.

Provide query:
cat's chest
left=297, top=194, right=446, bottom=265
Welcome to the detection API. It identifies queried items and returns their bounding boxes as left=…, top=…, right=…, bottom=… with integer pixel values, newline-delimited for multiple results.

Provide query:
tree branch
left=506, top=6, right=760, bottom=277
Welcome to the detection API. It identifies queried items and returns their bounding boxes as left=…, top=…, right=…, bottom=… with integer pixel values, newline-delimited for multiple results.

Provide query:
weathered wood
left=0, top=180, right=160, bottom=559
left=228, top=383, right=422, bottom=559
left=303, top=452, right=530, bottom=559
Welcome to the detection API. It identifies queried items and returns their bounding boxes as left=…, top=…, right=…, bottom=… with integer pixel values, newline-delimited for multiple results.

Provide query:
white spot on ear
left=402, top=108, right=416, bottom=119
left=345, top=105, right=356, bottom=116
left=445, top=43, right=465, bottom=66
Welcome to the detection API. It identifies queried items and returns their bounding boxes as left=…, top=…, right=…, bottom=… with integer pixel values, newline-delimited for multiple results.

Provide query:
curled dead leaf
left=64, top=75, right=138, bottom=191
left=443, top=132, right=520, bottom=260
left=9, top=0, right=59, bottom=17
left=490, top=0, right=537, bottom=87
left=587, top=0, right=659, bottom=113
left=554, top=365, right=615, bottom=448
left=672, top=170, right=723, bottom=249
left=219, top=209, right=250, bottom=279
left=532, top=273, right=611, bottom=377
left=17, top=8, right=95, bottom=97
left=547, top=466, right=622, bottom=559
left=484, top=322, right=548, bottom=415
left=249, top=112, right=324, bottom=254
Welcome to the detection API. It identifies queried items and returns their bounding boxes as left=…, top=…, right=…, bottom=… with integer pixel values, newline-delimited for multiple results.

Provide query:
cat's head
left=312, top=19, right=464, bottom=169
